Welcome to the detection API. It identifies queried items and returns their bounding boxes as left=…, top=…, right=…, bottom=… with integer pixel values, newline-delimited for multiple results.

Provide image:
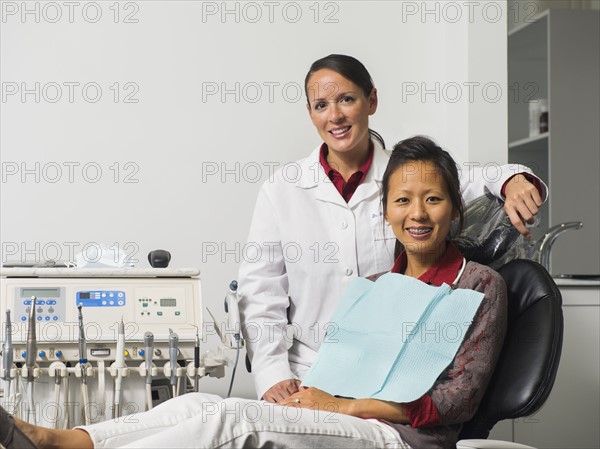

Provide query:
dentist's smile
left=329, top=126, right=351, bottom=138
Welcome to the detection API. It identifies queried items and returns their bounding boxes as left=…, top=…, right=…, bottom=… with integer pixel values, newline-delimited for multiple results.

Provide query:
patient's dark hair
left=382, top=136, right=464, bottom=258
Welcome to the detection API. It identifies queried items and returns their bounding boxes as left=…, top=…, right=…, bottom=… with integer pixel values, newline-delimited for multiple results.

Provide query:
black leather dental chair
left=457, top=258, right=564, bottom=449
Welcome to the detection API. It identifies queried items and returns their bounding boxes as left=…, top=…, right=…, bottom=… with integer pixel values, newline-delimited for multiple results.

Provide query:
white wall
left=1, top=1, right=507, bottom=399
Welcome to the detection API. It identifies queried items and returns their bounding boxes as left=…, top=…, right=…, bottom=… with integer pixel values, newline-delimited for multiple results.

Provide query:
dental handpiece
left=26, top=297, right=37, bottom=382
left=77, top=305, right=87, bottom=381
left=2, top=310, right=13, bottom=380
left=194, top=329, right=200, bottom=392
left=168, top=330, right=179, bottom=389
left=115, top=319, right=125, bottom=368
left=144, top=332, right=154, bottom=385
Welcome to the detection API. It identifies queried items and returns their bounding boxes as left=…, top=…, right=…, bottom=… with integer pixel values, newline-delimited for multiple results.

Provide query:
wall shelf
left=508, top=132, right=549, bottom=150
left=507, top=9, right=599, bottom=276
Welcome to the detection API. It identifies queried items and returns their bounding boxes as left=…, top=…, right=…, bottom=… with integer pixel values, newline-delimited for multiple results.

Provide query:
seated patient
left=1, top=136, right=507, bottom=449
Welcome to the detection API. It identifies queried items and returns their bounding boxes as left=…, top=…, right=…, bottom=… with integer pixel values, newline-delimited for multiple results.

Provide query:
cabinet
left=489, top=282, right=600, bottom=448
left=508, top=10, right=600, bottom=276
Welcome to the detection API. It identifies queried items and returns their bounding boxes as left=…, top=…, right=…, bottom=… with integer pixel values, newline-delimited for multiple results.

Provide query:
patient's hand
left=504, top=174, right=543, bottom=238
left=262, top=379, right=301, bottom=403
left=280, top=387, right=351, bottom=415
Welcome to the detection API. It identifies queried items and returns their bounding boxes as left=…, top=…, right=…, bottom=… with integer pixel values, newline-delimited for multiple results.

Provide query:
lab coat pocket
left=372, top=223, right=396, bottom=273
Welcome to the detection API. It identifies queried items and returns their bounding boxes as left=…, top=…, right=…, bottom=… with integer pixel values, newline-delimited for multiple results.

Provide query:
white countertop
left=0, top=267, right=201, bottom=278
left=553, top=277, right=600, bottom=287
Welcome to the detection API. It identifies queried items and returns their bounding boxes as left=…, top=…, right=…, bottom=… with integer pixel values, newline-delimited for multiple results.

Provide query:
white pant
left=79, top=393, right=409, bottom=448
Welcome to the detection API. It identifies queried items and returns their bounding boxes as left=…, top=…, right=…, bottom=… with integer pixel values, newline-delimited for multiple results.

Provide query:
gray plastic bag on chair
left=452, top=193, right=524, bottom=269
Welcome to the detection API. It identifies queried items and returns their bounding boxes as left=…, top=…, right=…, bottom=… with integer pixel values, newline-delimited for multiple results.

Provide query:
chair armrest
left=457, top=439, right=537, bottom=449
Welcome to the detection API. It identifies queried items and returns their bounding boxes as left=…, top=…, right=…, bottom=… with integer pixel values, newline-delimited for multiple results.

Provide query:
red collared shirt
left=390, top=242, right=464, bottom=428
left=501, top=173, right=544, bottom=199
left=319, top=142, right=374, bottom=203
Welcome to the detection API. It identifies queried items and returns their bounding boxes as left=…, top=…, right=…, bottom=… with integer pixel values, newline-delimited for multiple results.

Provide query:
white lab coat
left=238, top=139, right=545, bottom=399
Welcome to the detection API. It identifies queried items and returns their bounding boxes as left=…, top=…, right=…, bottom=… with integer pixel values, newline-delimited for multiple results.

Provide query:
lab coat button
left=345, top=268, right=353, bottom=276
left=341, top=221, right=348, bottom=229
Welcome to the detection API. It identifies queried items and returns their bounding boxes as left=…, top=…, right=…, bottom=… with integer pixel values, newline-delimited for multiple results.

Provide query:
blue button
left=24, top=300, right=31, bottom=305
left=45, top=316, right=50, bottom=321
left=21, top=316, right=27, bottom=321
left=39, top=351, right=46, bottom=358
left=53, top=316, right=59, bottom=321
left=37, top=300, right=45, bottom=305
left=37, top=316, right=42, bottom=321
left=56, top=351, right=63, bottom=357
left=47, top=300, right=56, bottom=305
left=22, top=352, right=27, bottom=358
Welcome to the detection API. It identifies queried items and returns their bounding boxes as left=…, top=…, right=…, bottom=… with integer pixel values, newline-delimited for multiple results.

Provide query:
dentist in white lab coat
left=238, top=54, right=547, bottom=402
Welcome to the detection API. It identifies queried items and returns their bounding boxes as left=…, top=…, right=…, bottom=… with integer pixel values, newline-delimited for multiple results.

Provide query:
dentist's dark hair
left=382, top=136, right=465, bottom=259
left=304, top=54, right=385, bottom=148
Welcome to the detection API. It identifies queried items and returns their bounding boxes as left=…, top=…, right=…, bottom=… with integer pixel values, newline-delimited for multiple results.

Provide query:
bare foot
left=13, top=420, right=94, bottom=449
left=13, top=417, right=49, bottom=448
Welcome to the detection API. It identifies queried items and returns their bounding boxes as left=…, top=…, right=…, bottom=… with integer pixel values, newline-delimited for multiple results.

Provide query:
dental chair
left=456, top=258, right=564, bottom=449
left=453, top=195, right=565, bottom=448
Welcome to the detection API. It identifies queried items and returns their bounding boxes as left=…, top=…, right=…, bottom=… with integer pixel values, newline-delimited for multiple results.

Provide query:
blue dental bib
left=301, top=273, right=484, bottom=402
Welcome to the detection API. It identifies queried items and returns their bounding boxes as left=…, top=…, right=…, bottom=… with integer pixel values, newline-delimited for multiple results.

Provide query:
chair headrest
left=453, top=194, right=522, bottom=268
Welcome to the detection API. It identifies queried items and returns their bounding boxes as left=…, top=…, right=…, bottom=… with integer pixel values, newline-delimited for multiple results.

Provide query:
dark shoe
left=0, top=406, right=38, bottom=449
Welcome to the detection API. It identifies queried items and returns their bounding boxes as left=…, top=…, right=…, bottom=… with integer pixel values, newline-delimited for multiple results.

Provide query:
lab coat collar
left=296, top=138, right=389, bottom=207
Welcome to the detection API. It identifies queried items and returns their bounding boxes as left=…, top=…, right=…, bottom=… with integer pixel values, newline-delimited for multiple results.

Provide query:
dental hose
left=169, top=330, right=179, bottom=398
left=77, top=305, right=91, bottom=425
left=25, top=297, right=37, bottom=424
left=52, top=376, right=61, bottom=429
left=226, top=337, right=241, bottom=398
left=2, top=310, right=14, bottom=411
left=144, top=332, right=154, bottom=410
left=63, top=368, right=70, bottom=429
left=81, top=381, right=91, bottom=425
left=113, top=319, right=126, bottom=419
left=27, top=382, right=35, bottom=423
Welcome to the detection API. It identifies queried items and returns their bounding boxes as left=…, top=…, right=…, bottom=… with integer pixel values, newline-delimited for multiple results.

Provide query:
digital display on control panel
left=76, top=291, right=126, bottom=307
left=21, top=288, right=61, bottom=298
left=160, top=298, right=176, bottom=307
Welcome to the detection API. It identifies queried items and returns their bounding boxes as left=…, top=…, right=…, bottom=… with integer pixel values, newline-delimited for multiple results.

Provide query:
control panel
left=15, top=287, right=66, bottom=323
left=1, top=275, right=202, bottom=363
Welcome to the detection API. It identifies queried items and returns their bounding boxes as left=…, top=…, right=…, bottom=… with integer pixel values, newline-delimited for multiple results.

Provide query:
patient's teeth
left=408, top=228, right=432, bottom=235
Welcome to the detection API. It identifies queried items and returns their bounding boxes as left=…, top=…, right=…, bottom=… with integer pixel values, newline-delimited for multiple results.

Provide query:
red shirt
left=500, top=173, right=544, bottom=199
left=390, top=243, right=464, bottom=428
left=319, top=142, right=374, bottom=202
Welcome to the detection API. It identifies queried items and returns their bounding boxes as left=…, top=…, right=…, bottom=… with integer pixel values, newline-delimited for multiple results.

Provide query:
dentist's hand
left=263, top=379, right=301, bottom=403
left=503, top=174, right=543, bottom=238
